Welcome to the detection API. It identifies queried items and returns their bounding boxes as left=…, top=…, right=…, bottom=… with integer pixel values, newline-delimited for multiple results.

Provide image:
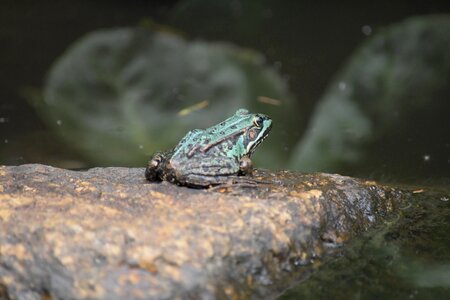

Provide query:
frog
left=145, top=108, right=272, bottom=187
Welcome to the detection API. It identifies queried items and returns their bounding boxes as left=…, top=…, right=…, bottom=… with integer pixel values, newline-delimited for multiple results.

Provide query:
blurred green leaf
left=290, top=16, right=450, bottom=179
left=34, top=27, right=297, bottom=167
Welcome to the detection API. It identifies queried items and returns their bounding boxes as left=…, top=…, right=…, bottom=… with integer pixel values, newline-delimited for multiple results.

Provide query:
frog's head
left=236, top=109, right=272, bottom=157
left=199, top=108, right=272, bottom=159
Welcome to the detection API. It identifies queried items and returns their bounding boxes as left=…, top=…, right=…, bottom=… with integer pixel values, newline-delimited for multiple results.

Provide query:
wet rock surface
left=0, top=164, right=407, bottom=299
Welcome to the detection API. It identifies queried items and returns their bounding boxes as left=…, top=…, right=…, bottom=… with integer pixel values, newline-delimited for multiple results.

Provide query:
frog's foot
left=145, top=152, right=166, bottom=181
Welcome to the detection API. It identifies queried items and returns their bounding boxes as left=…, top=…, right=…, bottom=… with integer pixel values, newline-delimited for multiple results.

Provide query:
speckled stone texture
left=0, top=164, right=406, bottom=300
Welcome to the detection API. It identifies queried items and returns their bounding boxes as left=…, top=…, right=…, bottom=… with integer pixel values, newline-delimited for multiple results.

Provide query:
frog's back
left=171, top=129, right=241, bottom=163
left=171, top=110, right=253, bottom=161
left=171, top=129, right=204, bottom=158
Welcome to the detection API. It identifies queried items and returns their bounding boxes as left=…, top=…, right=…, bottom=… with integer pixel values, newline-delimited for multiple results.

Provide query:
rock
left=0, top=164, right=407, bottom=299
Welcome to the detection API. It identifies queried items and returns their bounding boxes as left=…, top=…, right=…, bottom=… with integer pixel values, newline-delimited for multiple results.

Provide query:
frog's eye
left=253, top=115, right=264, bottom=128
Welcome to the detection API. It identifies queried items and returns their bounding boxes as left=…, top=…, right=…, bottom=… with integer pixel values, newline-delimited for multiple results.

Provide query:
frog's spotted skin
left=145, top=108, right=272, bottom=187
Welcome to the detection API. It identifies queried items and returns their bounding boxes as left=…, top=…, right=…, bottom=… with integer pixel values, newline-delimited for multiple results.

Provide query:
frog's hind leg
left=145, top=151, right=172, bottom=182
left=178, top=156, right=260, bottom=188
left=181, top=174, right=240, bottom=188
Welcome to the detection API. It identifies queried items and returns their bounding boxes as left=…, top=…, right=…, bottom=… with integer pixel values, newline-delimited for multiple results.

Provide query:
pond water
left=281, top=187, right=450, bottom=299
left=1, top=1, right=449, bottom=299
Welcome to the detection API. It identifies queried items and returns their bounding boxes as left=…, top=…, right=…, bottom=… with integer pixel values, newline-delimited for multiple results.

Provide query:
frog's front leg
left=239, top=155, right=253, bottom=175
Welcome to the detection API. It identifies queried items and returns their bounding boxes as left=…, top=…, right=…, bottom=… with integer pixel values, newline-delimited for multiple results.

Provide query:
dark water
left=281, top=188, right=450, bottom=299
left=1, top=1, right=448, bottom=176
left=1, top=1, right=449, bottom=298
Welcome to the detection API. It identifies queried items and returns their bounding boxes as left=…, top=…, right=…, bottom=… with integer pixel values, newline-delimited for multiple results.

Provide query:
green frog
left=145, top=108, right=272, bottom=187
